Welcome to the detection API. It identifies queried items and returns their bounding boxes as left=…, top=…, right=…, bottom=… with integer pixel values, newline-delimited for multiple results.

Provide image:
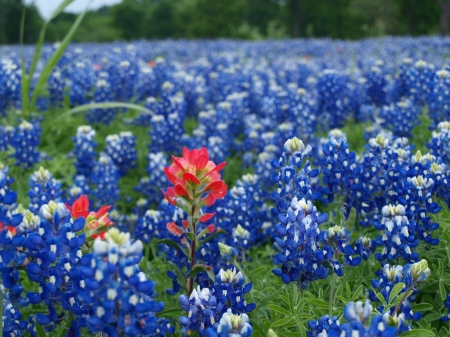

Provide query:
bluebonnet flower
left=114, top=59, right=139, bottom=102
left=91, top=153, right=120, bottom=208
left=66, top=61, right=96, bottom=106
left=428, top=70, right=450, bottom=128
left=371, top=261, right=431, bottom=325
left=373, top=204, right=419, bottom=264
left=86, top=77, right=116, bottom=125
left=318, top=129, right=357, bottom=206
left=179, top=286, right=225, bottom=336
left=219, top=173, right=273, bottom=248
left=136, top=65, right=157, bottom=102
left=27, top=167, right=63, bottom=215
left=205, top=309, right=253, bottom=337
left=307, top=314, right=342, bottom=337
left=319, top=225, right=362, bottom=276
left=72, top=125, right=97, bottom=178
left=78, top=228, right=173, bottom=336
left=308, top=299, right=406, bottom=337
left=272, top=197, right=329, bottom=288
left=148, top=113, right=184, bottom=154
left=405, top=60, right=434, bottom=107
left=179, top=268, right=254, bottom=337
left=11, top=120, right=41, bottom=169
left=135, top=152, right=168, bottom=205
left=316, top=69, right=352, bottom=130
left=135, top=209, right=165, bottom=243
left=48, top=70, right=64, bottom=108
left=355, top=236, right=377, bottom=261
left=427, top=121, right=450, bottom=165
left=0, top=58, right=21, bottom=115
left=271, top=137, right=320, bottom=216
left=0, top=163, right=18, bottom=209
left=379, top=100, right=421, bottom=138
left=213, top=268, right=255, bottom=314
left=0, top=125, right=14, bottom=152
left=364, top=61, right=388, bottom=107
left=105, top=131, right=137, bottom=176
left=67, top=175, right=92, bottom=205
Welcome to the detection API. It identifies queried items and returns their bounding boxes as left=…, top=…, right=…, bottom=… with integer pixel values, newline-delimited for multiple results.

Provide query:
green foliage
left=2, top=0, right=445, bottom=44
left=0, top=0, right=43, bottom=44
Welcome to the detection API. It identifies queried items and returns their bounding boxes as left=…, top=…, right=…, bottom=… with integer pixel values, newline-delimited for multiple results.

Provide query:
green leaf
left=375, top=292, right=387, bottom=306
left=57, top=320, right=70, bottom=337
left=53, top=102, right=154, bottom=124
left=424, top=312, right=442, bottom=323
left=30, top=4, right=90, bottom=110
left=389, top=282, right=405, bottom=304
left=345, top=282, right=351, bottom=301
left=411, top=303, right=434, bottom=311
left=197, top=229, right=227, bottom=248
left=439, top=281, right=446, bottom=302
left=267, top=304, right=290, bottom=316
left=189, top=264, right=215, bottom=282
left=250, top=319, right=266, bottom=336
left=305, top=298, right=329, bottom=309
left=346, top=207, right=357, bottom=227
left=351, top=285, right=364, bottom=301
left=36, top=324, right=47, bottom=337
left=156, top=239, right=190, bottom=260
left=399, top=329, right=435, bottom=337
left=270, top=316, right=294, bottom=328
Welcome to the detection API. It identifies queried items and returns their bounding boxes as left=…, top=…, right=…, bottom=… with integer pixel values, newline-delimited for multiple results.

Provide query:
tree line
left=1, top=0, right=449, bottom=44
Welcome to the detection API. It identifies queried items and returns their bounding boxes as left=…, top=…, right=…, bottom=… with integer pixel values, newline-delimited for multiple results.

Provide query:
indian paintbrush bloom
left=162, top=147, right=227, bottom=296
left=65, top=194, right=113, bottom=238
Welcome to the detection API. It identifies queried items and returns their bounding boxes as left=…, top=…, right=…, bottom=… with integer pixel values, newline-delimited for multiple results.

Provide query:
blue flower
left=72, top=125, right=97, bottom=178
left=105, top=131, right=137, bottom=176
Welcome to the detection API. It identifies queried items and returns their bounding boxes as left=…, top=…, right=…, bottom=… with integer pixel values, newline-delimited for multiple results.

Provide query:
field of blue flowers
left=2, top=34, right=450, bottom=337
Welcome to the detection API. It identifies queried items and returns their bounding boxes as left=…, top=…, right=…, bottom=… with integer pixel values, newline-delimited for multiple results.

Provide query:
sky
left=31, top=0, right=122, bottom=19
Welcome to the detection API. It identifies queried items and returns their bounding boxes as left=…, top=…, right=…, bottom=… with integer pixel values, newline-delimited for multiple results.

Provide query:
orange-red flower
left=65, top=195, right=113, bottom=238
left=65, top=195, right=90, bottom=219
left=162, top=147, right=228, bottom=206
left=0, top=222, right=16, bottom=235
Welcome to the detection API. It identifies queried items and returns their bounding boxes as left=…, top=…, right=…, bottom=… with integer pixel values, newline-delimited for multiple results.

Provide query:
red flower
left=206, top=224, right=216, bottom=233
left=165, top=147, right=226, bottom=187
left=65, top=195, right=89, bottom=219
left=199, top=212, right=216, bottom=222
left=0, top=222, right=16, bottom=235
left=162, top=147, right=228, bottom=206
left=65, top=195, right=113, bottom=238
left=204, top=181, right=228, bottom=206
left=167, top=222, right=184, bottom=236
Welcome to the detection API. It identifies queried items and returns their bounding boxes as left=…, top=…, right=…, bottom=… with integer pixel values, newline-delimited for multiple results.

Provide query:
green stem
left=187, top=203, right=197, bottom=296
left=329, top=273, right=337, bottom=316
left=392, top=284, right=414, bottom=317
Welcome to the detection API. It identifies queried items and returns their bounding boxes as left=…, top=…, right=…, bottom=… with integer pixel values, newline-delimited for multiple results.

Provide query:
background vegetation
left=0, top=0, right=449, bottom=44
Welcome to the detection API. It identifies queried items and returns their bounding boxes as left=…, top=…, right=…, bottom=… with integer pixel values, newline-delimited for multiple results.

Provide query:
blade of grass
left=20, top=6, right=28, bottom=117
left=52, top=102, right=154, bottom=124
left=22, top=0, right=76, bottom=118
left=28, top=0, right=74, bottom=82
left=30, top=1, right=92, bottom=111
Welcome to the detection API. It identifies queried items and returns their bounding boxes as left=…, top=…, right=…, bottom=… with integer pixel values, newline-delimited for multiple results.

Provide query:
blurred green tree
left=0, top=0, right=43, bottom=44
